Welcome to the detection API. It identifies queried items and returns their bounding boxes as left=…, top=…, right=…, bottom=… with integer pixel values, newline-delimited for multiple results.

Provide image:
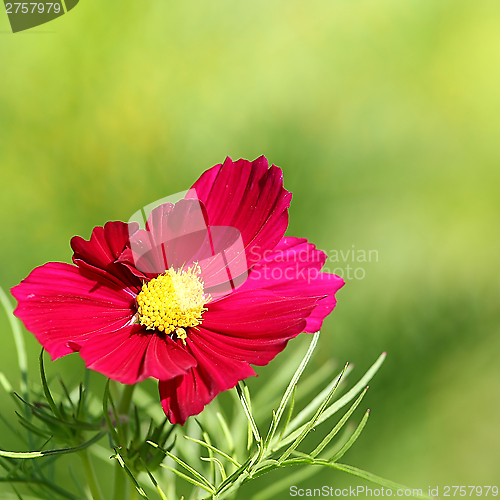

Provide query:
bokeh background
left=1, top=0, right=499, bottom=497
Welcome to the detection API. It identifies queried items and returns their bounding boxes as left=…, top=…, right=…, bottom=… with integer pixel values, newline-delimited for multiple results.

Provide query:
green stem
left=114, top=384, right=136, bottom=500
left=129, top=484, right=139, bottom=500
left=113, top=461, right=129, bottom=500
left=79, top=448, right=103, bottom=500
left=118, top=384, right=136, bottom=416
left=118, top=383, right=136, bottom=444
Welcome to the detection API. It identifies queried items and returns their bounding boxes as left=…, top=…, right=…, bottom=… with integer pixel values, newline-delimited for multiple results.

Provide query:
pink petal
left=158, top=283, right=323, bottom=424
left=159, top=370, right=206, bottom=426
left=157, top=287, right=321, bottom=423
left=159, top=339, right=255, bottom=425
left=77, top=327, right=196, bottom=384
left=189, top=157, right=292, bottom=274
left=11, top=263, right=136, bottom=360
left=143, top=333, right=197, bottom=381
left=117, top=200, right=249, bottom=295
left=117, top=200, right=212, bottom=277
left=71, top=221, right=141, bottom=289
left=239, top=237, right=345, bottom=332
left=202, top=288, right=320, bottom=337
left=191, top=326, right=290, bottom=366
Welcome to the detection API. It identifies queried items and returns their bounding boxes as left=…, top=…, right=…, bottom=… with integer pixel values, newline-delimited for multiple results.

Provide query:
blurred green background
left=1, top=0, right=500, bottom=497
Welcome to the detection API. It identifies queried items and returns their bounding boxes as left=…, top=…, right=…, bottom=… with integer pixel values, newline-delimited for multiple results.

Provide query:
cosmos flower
left=12, top=157, right=344, bottom=424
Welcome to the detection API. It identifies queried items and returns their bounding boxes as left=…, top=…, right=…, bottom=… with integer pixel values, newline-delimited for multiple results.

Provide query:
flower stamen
left=136, top=264, right=209, bottom=343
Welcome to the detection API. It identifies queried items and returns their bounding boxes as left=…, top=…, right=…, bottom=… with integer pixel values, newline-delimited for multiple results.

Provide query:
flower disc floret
left=136, top=264, right=209, bottom=339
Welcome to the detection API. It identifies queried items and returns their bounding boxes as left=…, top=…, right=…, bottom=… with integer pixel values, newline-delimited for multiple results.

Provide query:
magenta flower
left=12, top=157, right=344, bottom=424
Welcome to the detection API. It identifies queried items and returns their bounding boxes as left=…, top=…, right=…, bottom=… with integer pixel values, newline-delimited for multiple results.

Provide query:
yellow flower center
left=136, top=264, right=209, bottom=342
